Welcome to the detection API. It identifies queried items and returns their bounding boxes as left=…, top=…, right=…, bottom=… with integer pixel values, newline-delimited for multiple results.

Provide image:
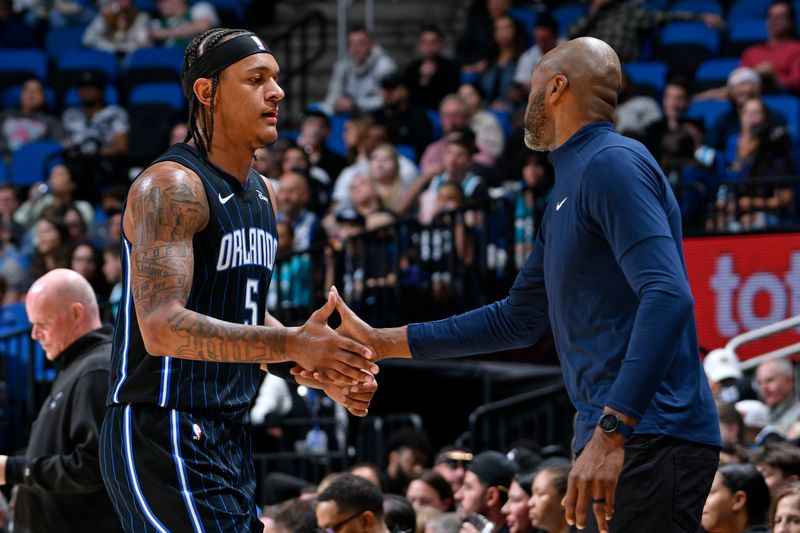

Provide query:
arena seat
left=129, top=81, right=184, bottom=111
left=552, top=4, right=586, bottom=36
left=10, top=141, right=64, bottom=187
left=45, top=26, right=87, bottom=57
left=763, top=94, right=800, bottom=141
left=671, top=0, right=723, bottom=15
left=624, top=61, right=668, bottom=98
left=123, top=46, right=185, bottom=94
left=658, top=21, right=720, bottom=76
left=54, top=49, right=118, bottom=96
left=685, top=99, right=733, bottom=131
left=693, top=57, right=740, bottom=93
left=725, top=18, right=767, bottom=56
left=0, top=49, right=48, bottom=94
left=727, top=0, right=769, bottom=21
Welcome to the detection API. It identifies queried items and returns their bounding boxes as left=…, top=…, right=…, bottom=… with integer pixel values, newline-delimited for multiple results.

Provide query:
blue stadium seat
left=123, top=46, right=185, bottom=94
left=624, top=61, right=668, bottom=97
left=0, top=49, right=49, bottom=88
left=693, top=57, right=740, bottom=91
left=685, top=100, right=733, bottom=130
left=45, top=26, right=87, bottom=57
left=125, top=46, right=185, bottom=74
left=134, top=0, right=157, bottom=13
left=658, top=22, right=720, bottom=75
left=10, top=141, right=64, bottom=187
left=55, top=49, right=118, bottom=82
left=726, top=18, right=767, bottom=56
left=660, top=22, right=720, bottom=55
left=490, top=108, right=513, bottom=139
left=763, top=94, right=800, bottom=141
left=553, top=4, right=586, bottom=35
left=0, top=163, right=7, bottom=184
left=1, top=85, right=57, bottom=111
left=326, top=113, right=349, bottom=157
left=129, top=82, right=185, bottom=111
left=427, top=109, right=442, bottom=141
left=728, top=0, right=769, bottom=21
left=671, top=0, right=723, bottom=15
left=396, top=144, right=418, bottom=164
left=63, top=84, right=119, bottom=107
left=510, top=7, right=537, bottom=40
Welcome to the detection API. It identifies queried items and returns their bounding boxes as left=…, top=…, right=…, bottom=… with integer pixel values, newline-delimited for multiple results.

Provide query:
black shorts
left=100, top=404, right=262, bottom=533
left=574, top=435, right=719, bottom=533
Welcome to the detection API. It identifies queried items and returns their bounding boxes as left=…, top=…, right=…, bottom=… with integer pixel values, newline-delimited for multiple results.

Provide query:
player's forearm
left=141, top=305, right=292, bottom=364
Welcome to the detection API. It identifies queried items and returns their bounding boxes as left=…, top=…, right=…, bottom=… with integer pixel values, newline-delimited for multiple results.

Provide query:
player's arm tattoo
left=129, top=173, right=205, bottom=319
left=128, top=166, right=289, bottom=363
left=164, top=311, right=287, bottom=362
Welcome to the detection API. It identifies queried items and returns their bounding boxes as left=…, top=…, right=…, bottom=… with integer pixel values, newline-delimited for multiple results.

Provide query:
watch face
left=599, top=413, right=618, bottom=432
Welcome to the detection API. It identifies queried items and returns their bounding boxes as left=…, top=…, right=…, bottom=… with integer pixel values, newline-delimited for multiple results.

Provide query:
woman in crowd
left=81, top=0, right=150, bottom=54
left=723, top=97, right=796, bottom=230
left=481, top=14, right=527, bottom=110
left=501, top=471, right=535, bottom=533
left=30, top=216, right=72, bottom=280
left=70, top=241, right=111, bottom=301
left=457, top=82, right=505, bottom=158
left=528, top=464, right=570, bottom=533
left=771, top=482, right=800, bottom=533
left=701, top=463, right=771, bottom=533
left=0, top=78, right=62, bottom=162
left=406, top=470, right=453, bottom=513
left=369, top=143, right=412, bottom=214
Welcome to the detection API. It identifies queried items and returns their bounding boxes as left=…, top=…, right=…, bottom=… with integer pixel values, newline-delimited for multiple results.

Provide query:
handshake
left=272, top=286, right=408, bottom=418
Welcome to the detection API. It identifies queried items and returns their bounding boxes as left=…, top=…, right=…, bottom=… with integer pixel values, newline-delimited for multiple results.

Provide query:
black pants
left=573, top=435, right=719, bottom=533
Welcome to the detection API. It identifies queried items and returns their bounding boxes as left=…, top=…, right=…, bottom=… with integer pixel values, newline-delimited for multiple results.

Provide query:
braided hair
left=182, top=27, right=251, bottom=155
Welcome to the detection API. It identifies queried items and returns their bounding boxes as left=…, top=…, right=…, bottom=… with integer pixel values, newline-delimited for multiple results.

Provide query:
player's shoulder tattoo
left=128, top=162, right=210, bottom=243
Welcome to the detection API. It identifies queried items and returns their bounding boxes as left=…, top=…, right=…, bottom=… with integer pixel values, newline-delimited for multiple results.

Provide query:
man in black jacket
left=0, top=268, right=121, bottom=533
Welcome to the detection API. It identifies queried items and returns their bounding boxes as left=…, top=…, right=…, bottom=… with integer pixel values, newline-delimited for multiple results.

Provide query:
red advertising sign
left=684, top=232, right=800, bottom=361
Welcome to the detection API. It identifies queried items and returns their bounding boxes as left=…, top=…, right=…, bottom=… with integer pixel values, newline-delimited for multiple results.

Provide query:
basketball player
left=99, top=28, right=378, bottom=532
left=306, top=38, right=722, bottom=533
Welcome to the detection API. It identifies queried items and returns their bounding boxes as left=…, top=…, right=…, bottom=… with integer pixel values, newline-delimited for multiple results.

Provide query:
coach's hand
left=290, top=290, right=378, bottom=386
left=294, top=286, right=383, bottom=385
left=562, top=427, right=625, bottom=533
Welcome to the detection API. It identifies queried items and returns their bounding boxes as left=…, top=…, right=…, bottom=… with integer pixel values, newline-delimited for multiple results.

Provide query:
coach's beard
left=524, top=88, right=549, bottom=152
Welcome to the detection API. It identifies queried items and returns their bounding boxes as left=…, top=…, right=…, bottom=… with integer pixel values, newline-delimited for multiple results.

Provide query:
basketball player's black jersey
left=107, top=143, right=278, bottom=422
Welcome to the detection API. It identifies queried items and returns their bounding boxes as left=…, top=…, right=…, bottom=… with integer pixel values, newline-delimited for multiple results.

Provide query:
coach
left=309, top=37, right=722, bottom=533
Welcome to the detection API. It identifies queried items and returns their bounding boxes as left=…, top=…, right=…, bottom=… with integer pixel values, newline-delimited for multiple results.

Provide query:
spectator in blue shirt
left=303, top=37, right=722, bottom=533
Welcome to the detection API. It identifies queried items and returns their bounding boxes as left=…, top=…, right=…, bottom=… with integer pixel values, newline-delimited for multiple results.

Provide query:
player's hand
left=295, top=373, right=378, bottom=417
left=562, top=428, right=624, bottom=533
left=291, top=289, right=378, bottom=386
left=292, top=286, right=380, bottom=384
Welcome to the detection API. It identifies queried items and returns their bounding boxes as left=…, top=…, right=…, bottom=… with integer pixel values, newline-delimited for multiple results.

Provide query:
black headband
left=182, top=33, right=272, bottom=98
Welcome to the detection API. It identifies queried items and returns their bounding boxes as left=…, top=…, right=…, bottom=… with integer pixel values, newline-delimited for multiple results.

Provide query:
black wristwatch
left=597, top=412, right=634, bottom=439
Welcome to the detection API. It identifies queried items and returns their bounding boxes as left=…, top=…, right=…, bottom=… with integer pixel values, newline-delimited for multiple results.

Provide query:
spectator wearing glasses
left=316, top=473, right=390, bottom=533
left=433, top=446, right=473, bottom=494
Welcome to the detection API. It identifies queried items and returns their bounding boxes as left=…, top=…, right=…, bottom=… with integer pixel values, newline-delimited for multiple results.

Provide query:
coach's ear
left=193, top=77, right=215, bottom=107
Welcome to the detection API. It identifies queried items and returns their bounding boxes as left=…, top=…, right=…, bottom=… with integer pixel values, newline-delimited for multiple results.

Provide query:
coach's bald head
left=523, top=37, right=621, bottom=152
